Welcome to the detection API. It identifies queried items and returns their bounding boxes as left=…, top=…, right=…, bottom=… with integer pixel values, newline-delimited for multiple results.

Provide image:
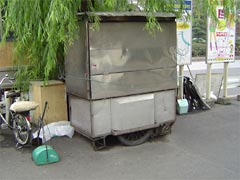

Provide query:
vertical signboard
left=176, top=0, right=192, bottom=65
left=207, top=5, right=236, bottom=63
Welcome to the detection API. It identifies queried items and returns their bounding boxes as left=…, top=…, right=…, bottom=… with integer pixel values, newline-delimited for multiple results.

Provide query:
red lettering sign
left=218, top=9, right=224, bottom=19
left=216, top=32, right=227, bottom=36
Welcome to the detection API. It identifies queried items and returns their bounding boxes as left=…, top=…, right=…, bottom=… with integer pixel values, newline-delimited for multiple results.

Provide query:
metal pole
left=206, top=63, right=212, bottom=100
left=4, top=92, right=11, bottom=124
left=178, top=65, right=184, bottom=99
left=223, top=62, right=229, bottom=98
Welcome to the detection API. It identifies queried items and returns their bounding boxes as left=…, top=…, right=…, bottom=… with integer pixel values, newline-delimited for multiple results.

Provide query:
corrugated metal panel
left=154, top=90, right=176, bottom=124
left=90, top=68, right=177, bottom=100
left=69, top=95, right=92, bottom=136
left=66, top=14, right=177, bottom=140
left=89, top=22, right=176, bottom=51
left=65, top=21, right=177, bottom=100
left=91, top=99, right=111, bottom=137
left=90, top=46, right=176, bottom=75
left=69, top=95, right=112, bottom=138
left=89, top=22, right=176, bottom=76
left=69, top=91, right=177, bottom=138
left=65, top=22, right=90, bottom=99
left=111, top=93, right=155, bottom=131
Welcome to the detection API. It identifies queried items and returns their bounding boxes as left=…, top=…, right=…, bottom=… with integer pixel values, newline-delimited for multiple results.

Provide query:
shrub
left=192, top=42, right=206, bottom=57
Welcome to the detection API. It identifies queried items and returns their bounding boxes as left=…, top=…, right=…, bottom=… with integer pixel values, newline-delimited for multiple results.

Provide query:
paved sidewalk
left=0, top=99, right=239, bottom=180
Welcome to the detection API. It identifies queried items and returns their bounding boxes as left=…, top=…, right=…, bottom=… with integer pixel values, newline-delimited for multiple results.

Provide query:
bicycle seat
left=6, top=91, right=21, bottom=98
left=10, top=101, right=39, bottom=112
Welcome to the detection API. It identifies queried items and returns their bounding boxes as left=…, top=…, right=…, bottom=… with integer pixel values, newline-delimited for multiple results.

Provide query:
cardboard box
left=30, top=80, right=67, bottom=124
left=0, top=42, right=14, bottom=68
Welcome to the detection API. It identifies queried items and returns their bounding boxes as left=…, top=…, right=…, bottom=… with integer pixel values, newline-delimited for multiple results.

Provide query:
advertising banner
left=176, top=0, right=192, bottom=65
left=207, top=6, right=236, bottom=63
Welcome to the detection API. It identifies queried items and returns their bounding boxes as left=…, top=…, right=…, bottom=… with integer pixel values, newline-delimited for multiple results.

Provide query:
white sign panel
left=207, top=6, right=236, bottom=63
left=176, top=0, right=192, bottom=65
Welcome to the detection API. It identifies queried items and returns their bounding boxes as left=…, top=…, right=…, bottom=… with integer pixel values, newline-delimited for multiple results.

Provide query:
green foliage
left=0, top=0, right=81, bottom=90
left=192, top=6, right=207, bottom=57
left=0, top=0, right=237, bottom=91
left=192, top=42, right=206, bottom=57
left=236, top=38, right=240, bottom=56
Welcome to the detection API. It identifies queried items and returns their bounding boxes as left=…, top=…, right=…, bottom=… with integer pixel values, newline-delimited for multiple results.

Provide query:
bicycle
left=0, top=74, right=39, bottom=147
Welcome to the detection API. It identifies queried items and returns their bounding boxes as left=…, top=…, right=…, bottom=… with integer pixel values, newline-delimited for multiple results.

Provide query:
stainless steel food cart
left=65, top=12, right=177, bottom=149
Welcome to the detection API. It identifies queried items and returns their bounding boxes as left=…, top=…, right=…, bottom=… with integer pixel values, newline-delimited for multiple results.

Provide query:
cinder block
left=237, top=95, right=240, bottom=101
left=216, top=97, right=232, bottom=105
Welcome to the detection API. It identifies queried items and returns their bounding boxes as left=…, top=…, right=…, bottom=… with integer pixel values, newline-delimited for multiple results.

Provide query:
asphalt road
left=0, top=98, right=239, bottom=180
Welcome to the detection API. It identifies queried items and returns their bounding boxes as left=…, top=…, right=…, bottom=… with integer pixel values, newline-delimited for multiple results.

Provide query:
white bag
left=33, top=121, right=75, bottom=143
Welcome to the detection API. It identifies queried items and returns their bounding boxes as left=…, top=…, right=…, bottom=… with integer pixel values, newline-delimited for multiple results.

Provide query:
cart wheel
left=117, top=129, right=152, bottom=146
left=158, top=122, right=174, bottom=136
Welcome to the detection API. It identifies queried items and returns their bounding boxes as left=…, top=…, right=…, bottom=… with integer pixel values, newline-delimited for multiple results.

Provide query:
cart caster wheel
left=117, top=129, right=152, bottom=146
left=158, top=122, right=174, bottom=136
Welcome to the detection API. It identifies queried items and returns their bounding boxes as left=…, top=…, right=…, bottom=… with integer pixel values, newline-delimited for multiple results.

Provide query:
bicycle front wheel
left=12, top=113, right=31, bottom=145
